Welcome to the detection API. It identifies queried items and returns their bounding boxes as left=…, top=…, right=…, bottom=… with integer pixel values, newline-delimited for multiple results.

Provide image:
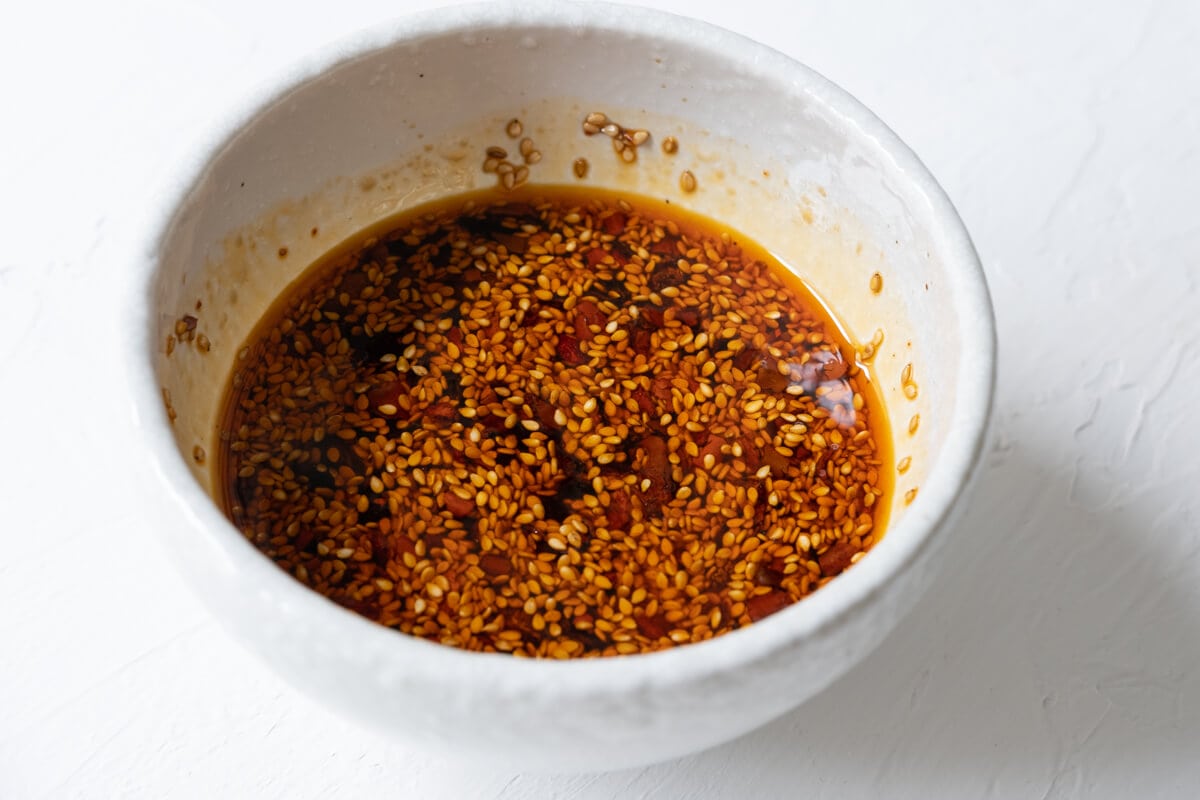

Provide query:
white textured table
left=4, top=1, right=1199, bottom=797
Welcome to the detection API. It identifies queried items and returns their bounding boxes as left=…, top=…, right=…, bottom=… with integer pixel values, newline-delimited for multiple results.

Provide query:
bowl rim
left=126, top=0, right=996, bottom=697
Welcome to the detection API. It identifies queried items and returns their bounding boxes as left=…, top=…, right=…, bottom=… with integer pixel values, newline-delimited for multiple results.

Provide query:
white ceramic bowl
left=127, top=1, right=995, bottom=772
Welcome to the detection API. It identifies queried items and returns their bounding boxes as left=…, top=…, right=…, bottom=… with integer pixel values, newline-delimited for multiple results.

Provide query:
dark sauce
left=217, top=186, right=891, bottom=658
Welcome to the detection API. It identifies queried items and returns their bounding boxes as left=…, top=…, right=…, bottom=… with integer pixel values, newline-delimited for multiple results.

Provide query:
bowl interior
left=153, top=19, right=954, bottom=531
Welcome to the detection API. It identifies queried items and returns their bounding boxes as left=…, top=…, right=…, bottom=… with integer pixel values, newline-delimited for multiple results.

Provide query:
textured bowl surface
left=129, top=1, right=995, bottom=772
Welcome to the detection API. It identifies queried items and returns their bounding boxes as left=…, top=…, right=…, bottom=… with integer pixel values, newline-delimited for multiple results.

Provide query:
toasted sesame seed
left=870, top=272, right=883, bottom=294
left=505, top=118, right=523, bottom=138
left=680, top=170, right=697, bottom=193
left=218, top=187, right=889, bottom=659
left=662, top=136, right=678, bottom=154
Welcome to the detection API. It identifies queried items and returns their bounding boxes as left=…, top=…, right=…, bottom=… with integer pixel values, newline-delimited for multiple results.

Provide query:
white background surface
left=3, top=0, right=1199, bottom=797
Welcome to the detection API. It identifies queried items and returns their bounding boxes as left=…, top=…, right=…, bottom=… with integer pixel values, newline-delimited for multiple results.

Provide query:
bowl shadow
left=551, top=417, right=1200, bottom=796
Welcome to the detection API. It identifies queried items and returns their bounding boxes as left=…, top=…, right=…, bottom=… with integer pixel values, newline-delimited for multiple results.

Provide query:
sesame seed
left=217, top=187, right=889, bottom=658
